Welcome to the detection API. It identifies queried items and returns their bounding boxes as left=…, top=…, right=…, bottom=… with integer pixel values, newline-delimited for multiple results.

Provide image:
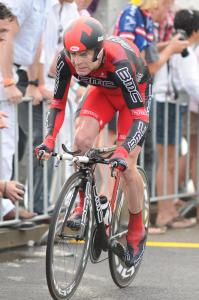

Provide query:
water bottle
left=99, top=195, right=112, bottom=226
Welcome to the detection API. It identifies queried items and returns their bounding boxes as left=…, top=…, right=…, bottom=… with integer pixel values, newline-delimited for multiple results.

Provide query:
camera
left=175, top=29, right=189, bottom=57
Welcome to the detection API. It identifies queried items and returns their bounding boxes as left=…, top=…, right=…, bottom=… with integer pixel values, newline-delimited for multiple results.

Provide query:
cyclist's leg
left=74, top=86, right=116, bottom=152
left=121, top=145, right=144, bottom=214
left=112, top=106, right=147, bottom=266
left=122, top=146, right=146, bottom=246
left=67, top=87, right=116, bottom=229
left=117, top=105, right=145, bottom=214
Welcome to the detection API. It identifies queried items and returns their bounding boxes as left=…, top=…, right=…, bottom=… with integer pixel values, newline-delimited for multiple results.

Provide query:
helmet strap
left=92, top=47, right=104, bottom=62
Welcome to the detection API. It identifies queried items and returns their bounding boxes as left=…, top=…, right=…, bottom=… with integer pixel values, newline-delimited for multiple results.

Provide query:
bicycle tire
left=108, top=166, right=150, bottom=288
left=46, top=171, right=94, bottom=300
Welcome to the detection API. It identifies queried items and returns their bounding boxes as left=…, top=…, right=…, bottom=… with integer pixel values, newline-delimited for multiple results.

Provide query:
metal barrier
left=148, top=95, right=199, bottom=216
left=0, top=95, right=75, bottom=226
left=0, top=93, right=199, bottom=227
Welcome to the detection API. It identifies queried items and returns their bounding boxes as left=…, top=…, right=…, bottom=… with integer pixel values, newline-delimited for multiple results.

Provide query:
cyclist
left=35, top=16, right=186, bottom=267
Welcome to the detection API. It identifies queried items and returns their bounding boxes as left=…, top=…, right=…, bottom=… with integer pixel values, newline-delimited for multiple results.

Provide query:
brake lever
left=38, top=150, right=45, bottom=159
left=110, top=161, right=118, bottom=178
left=53, top=153, right=62, bottom=167
left=38, top=150, right=45, bottom=167
left=54, top=159, right=61, bottom=168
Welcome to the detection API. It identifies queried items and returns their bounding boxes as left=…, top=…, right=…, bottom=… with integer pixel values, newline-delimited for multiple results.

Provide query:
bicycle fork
left=78, top=180, right=92, bottom=239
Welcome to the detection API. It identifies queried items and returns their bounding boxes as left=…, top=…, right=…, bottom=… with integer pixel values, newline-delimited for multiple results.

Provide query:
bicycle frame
left=81, top=164, right=126, bottom=253
left=77, top=167, right=110, bottom=251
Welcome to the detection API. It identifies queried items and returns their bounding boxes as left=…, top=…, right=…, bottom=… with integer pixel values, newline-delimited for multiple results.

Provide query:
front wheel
left=46, top=172, right=94, bottom=300
left=108, top=166, right=150, bottom=288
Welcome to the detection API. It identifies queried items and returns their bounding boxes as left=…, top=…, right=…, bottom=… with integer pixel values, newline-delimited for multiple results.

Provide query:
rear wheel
left=46, top=172, right=94, bottom=300
left=108, top=166, right=150, bottom=288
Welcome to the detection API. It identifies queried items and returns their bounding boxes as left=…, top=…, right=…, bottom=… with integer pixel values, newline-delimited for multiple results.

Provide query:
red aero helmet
left=63, top=16, right=104, bottom=54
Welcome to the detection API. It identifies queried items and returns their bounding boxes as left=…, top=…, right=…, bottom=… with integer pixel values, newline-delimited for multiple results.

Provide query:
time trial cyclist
left=35, top=16, right=166, bottom=267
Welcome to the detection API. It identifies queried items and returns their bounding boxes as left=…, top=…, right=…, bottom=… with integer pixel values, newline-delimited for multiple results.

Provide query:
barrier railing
left=149, top=95, right=199, bottom=212
left=0, top=93, right=199, bottom=227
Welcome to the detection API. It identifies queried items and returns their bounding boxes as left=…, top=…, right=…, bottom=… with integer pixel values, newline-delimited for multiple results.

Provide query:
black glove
left=109, top=146, right=128, bottom=172
left=35, top=135, right=55, bottom=160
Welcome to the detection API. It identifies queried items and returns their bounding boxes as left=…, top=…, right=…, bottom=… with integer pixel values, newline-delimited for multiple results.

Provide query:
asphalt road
left=0, top=224, right=199, bottom=300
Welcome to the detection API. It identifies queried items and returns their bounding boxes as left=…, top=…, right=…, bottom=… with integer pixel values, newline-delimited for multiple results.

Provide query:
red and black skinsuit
left=44, top=36, right=152, bottom=154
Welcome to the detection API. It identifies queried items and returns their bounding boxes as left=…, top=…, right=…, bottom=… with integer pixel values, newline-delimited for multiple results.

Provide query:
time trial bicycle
left=45, top=144, right=150, bottom=300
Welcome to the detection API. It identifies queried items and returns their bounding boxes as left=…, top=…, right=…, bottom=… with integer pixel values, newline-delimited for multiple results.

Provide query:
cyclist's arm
left=44, top=51, right=72, bottom=149
left=113, top=60, right=150, bottom=153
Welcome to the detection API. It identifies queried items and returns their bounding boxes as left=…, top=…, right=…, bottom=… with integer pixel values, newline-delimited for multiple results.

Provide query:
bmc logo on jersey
left=116, top=67, right=143, bottom=103
left=128, top=121, right=147, bottom=151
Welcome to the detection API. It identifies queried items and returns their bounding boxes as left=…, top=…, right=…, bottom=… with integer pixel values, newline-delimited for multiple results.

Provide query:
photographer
left=152, top=9, right=199, bottom=231
left=170, top=9, right=199, bottom=100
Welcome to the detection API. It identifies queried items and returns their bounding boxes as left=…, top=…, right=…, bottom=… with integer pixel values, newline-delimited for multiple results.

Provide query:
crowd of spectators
left=0, top=2, right=27, bottom=221
left=153, top=6, right=199, bottom=230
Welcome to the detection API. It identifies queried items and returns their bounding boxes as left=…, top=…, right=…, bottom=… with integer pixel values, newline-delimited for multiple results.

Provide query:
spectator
left=0, top=3, right=28, bottom=221
left=0, top=180, right=24, bottom=202
left=114, top=0, right=157, bottom=55
left=171, top=9, right=199, bottom=223
left=0, top=0, right=49, bottom=217
left=0, top=1, right=13, bottom=40
left=75, top=0, right=92, bottom=16
left=0, top=180, right=25, bottom=221
left=152, top=8, right=199, bottom=231
left=114, top=0, right=189, bottom=83
left=189, top=43, right=199, bottom=222
left=0, top=110, right=26, bottom=221
left=0, top=3, right=20, bottom=221
left=87, top=0, right=100, bottom=15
